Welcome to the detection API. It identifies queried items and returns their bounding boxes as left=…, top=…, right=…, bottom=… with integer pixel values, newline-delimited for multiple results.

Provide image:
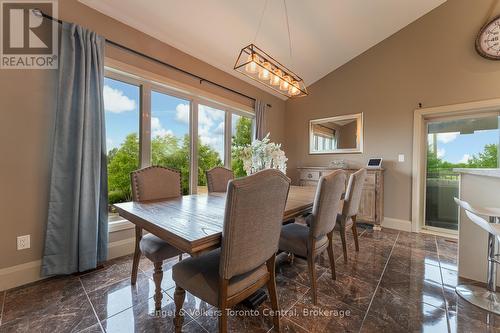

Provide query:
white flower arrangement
left=237, top=133, right=288, bottom=175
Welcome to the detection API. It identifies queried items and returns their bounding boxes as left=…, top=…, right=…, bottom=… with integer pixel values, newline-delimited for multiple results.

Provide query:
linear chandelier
left=234, top=0, right=307, bottom=98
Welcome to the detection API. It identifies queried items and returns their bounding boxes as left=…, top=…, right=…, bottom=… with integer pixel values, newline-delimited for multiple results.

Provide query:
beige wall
left=285, top=0, right=500, bottom=222
left=0, top=0, right=285, bottom=270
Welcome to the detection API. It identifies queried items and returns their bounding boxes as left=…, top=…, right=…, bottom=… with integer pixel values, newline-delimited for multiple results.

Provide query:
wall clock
left=476, top=15, right=500, bottom=60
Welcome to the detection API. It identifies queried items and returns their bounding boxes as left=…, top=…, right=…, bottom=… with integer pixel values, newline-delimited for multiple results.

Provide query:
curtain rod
left=39, top=11, right=272, bottom=108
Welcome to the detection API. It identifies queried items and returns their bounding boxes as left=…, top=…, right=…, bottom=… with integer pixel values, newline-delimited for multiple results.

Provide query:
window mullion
left=140, top=83, right=152, bottom=168
left=190, top=100, right=199, bottom=194
left=225, top=111, right=232, bottom=169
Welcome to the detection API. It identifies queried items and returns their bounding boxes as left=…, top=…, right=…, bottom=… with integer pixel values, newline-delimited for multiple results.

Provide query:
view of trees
left=107, top=116, right=252, bottom=205
left=427, top=143, right=498, bottom=175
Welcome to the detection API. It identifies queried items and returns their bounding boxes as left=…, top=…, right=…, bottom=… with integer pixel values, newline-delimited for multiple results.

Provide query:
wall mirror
left=309, top=113, right=363, bottom=154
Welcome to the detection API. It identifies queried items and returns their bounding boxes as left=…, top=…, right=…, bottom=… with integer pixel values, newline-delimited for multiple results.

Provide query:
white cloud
left=175, top=103, right=190, bottom=124
left=458, top=154, right=471, bottom=163
left=437, top=132, right=459, bottom=144
left=437, top=148, right=445, bottom=158
left=151, top=117, right=173, bottom=138
left=103, top=85, right=136, bottom=113
left=214, top=121, right=225, bottom=135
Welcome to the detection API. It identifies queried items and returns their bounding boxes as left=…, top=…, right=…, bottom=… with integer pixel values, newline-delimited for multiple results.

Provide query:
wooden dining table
left=114, top=185, right=317, bottom=256
left=114, top=185, right=317, bottom=308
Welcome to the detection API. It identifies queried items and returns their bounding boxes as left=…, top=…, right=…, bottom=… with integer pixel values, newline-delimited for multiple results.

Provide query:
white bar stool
left=455, top=197, right=500, bottom=314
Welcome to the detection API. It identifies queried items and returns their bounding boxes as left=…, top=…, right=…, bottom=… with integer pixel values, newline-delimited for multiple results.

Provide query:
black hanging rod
left=38, top=10, right=272, bottom=108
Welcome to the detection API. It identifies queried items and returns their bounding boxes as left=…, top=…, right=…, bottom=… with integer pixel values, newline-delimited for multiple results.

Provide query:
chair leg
left=327, top=232, right=336, bottom=280
left=131, top=226, right=142, bottom=285
left=266, top=254, right=280, bottom=331
left=153, top=261, right=163, bottom=312
left=339, top=226, right=348, bottom=263
left=352, top=216, right=360, bottom=252
left=218, top=279, right=229, bottom=333
left=173, top=286, right=186, bottom=332
left=307, top=248, right=318, bottom=305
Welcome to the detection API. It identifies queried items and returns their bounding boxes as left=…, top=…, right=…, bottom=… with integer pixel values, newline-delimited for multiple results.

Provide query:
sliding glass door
left=424, top=113, right=500, bottom=231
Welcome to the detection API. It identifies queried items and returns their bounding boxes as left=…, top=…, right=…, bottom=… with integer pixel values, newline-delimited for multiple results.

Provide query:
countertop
left=453, top=168, right=500, bottom=178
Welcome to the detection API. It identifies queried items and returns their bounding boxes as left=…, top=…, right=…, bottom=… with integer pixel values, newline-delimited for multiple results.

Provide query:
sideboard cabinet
left=297, top=167, right=384, bottom=229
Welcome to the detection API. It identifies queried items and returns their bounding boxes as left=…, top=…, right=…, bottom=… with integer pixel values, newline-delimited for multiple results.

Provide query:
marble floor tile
left=315, top=270, right=377, bottom=312
left=80, top=255, right=134, bottom=293
left=101, top=291, right=194, bottom=333
left=277, top=318, right=309, bottom=332
left=366, top=286, right=448, bottom=331
left=275, top=255, right=327, bottom=288
left=1, top=276, right=98, bottom=332
left=193, top=303, right=274, bottom=333
left=0, top=228, right=468, bottom=333
left=396, top=232, right=438, bottom=253
left=436, top=237, right=458, bottom=258
left=87, top=272, right=158, bottom=320
left=439, top=253, right=458, bottom=271
left=287, top=290, right=366, bottom=332
left=165, top=289, right=214, bottom=321
left=262, top=274, right=310, bottom=313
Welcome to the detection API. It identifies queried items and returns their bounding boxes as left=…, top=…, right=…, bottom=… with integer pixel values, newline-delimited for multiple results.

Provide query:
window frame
left=105, top=66, right=255, bottom=231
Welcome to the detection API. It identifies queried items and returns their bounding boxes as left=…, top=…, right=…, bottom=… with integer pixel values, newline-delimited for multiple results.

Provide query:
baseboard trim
left=382, top=217, right=412, bottom=232
left=0, top=237, right=136, bottom=292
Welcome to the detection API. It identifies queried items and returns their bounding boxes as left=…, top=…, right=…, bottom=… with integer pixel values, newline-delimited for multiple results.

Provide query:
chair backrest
left=342, top=168, right=367, bottom=218
left=206, top=167, right=234, bottom=193
left=130, top=166, right=181, bottom=202
left=309, top=170, right=346, bottom=239
left=219, top=169, right=290, bottom=279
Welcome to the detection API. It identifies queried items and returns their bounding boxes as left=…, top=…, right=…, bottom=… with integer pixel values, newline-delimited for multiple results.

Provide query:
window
left=104, top=67, right=255, bottom=222
left=231, top=114, right=252, bottom=177
left=197, top=104, right=225, bottom=193
left=104, top=77, right=140, bottom=209
left=151, top=91, right=191, bottom=194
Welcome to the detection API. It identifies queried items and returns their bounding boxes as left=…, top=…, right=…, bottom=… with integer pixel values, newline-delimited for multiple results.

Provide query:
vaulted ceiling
left=80, top=0, right=446, bottom=99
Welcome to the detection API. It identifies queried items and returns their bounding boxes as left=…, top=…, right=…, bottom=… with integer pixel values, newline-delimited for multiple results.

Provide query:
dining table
left=113, top=185, right=318, bottom=307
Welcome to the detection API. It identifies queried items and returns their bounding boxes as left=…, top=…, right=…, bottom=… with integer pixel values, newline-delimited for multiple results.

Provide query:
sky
left=104, top=77, right=226, bottom=159
left=428, top=128, right=499, bottom=164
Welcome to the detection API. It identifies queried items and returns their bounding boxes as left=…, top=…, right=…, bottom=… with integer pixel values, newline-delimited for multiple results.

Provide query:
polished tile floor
left=0, top=227, right=497, bottom=332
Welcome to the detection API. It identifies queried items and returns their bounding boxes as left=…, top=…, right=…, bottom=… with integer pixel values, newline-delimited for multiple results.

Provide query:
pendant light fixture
left=234, top=0, right=308, bottom=98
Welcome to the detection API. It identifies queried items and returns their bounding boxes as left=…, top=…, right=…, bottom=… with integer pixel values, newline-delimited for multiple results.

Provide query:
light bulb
left=258, top=62, right=271, bottom=80
left=270, top=69, right=282, bottom=86
left=288, top=81, right=300, bottom=96
left=245, top=54, right=258, bottom=74
left=280, top=75, right=291, bottom=91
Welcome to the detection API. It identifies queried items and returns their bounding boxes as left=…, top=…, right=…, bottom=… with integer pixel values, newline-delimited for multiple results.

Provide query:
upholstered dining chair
left=130, top=166, right=184, bottom=311
left=206, top=166, right=234, bottom=193
left=336, top=168, right=367, bottom=262
left=279, top=170, right=346, bottom=304
left=172, top=169, right=291, bottom=333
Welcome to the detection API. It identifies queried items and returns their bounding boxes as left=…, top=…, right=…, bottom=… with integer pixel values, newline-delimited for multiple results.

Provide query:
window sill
left=109, top=219, right=135, bottom=233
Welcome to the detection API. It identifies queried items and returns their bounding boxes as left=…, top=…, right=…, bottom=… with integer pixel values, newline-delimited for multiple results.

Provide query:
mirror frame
left=309, top=113, right=364, bottom=154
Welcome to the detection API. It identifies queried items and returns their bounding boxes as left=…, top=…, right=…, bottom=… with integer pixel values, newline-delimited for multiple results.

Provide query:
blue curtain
left=42, top=23, right=108, bottom=275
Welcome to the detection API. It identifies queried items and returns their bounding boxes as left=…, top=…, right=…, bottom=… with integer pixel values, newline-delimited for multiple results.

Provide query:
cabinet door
left=357, top=188, right=376, bottom=223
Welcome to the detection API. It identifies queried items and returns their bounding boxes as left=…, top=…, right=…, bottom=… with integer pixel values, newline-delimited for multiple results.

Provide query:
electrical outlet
left=17, top=235, right=30, bottom=250
left=398, top=154, right=405, bottom=162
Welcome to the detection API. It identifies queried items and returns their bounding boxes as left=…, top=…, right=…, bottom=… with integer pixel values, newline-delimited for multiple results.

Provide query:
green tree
left=107, top=132, right=224, bottom=204
left=107, top=133, right=139, bottom=204
left=467, top=144, right=498, bottom=168
left=231, top=117, right=252, bottom=177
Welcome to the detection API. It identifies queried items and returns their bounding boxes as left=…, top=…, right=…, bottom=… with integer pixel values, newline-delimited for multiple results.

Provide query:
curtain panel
left=42, top=23, right=108, bottom=276
left=254, top=100, right=267, bottom=140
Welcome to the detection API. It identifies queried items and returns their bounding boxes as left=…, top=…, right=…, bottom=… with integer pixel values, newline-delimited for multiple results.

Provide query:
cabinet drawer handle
left=307, top=173, right=313, bottom=179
